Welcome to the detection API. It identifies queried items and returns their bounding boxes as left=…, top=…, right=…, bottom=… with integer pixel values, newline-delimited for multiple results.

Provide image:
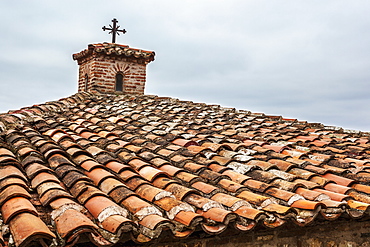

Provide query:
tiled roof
left=1, top=92, right=370, bottom=246
left=72, top=43, right=155, bottom=63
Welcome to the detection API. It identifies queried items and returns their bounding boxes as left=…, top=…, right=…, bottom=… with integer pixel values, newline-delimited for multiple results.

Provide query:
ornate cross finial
left=102, top=18, right=126, bottom=43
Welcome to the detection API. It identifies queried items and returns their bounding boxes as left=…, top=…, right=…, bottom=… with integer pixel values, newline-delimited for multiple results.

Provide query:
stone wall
left=152, top=220, right=370, bottom=247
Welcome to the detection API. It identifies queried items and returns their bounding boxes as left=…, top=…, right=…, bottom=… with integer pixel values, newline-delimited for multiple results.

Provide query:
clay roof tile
left=2, top=92, right=370, bottom=245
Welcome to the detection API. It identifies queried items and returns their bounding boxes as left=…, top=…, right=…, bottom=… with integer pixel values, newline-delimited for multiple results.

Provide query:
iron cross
left=102, top=18, right=127, bottom=43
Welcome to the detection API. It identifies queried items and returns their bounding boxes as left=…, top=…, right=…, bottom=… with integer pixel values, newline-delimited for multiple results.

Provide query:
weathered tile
left=2, top=90, right=370, bottom=245
left=1, top=197, right=38, bottom=224
left=9, top=213, right=56, bottom=247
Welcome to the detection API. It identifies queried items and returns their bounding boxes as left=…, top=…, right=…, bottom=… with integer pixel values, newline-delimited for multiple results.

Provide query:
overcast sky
left=1, top=1, right=370, bottom=131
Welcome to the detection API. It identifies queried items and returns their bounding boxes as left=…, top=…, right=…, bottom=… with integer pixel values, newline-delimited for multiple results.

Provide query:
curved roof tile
left=0, top=92, right=370, bottom=245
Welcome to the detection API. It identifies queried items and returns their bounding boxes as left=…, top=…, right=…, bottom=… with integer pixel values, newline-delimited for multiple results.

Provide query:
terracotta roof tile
left=10, top=213, right=56, bottom=247
left=1, top=92, right=370, bottom=245
left=1, top=197, right=38, bottom=224
left=53, top=208, right=99, bottom=243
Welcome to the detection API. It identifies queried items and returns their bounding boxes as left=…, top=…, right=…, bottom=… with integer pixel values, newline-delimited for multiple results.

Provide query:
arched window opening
left=115, top=73, right=124, bottom=92
left=84, top=74, right=89, bottom=91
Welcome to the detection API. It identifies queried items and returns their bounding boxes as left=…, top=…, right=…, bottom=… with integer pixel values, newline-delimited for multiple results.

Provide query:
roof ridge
left=1, top=92, right=369, bottom=137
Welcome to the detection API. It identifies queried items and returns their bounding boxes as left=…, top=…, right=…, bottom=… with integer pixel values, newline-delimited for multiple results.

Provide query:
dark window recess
left=84, top=74, right=89, bottom=91
left=116, top=73, right=124, bottom=91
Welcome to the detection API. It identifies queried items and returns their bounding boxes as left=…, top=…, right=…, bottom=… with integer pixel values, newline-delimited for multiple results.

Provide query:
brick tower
left=73, top=43, right=155, bottom=94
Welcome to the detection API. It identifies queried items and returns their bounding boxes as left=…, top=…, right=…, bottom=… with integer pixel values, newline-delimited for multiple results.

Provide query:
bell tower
left=72, top=19, right=155, bottom=94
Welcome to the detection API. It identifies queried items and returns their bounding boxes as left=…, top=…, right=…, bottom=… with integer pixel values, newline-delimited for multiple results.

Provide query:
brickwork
left=73, top=43, right=154, bottom=95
